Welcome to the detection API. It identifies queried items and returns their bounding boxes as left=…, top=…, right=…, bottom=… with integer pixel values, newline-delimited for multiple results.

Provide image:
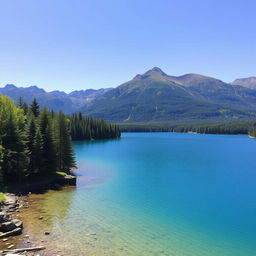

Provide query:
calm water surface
left=18, top=133, right=256, bottom=255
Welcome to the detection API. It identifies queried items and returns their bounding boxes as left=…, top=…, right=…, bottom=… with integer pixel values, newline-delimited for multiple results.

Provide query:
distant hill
left=231, top=77, right=256, bottom=90
left=80, top=67, right=256, bottom=122
left=0, top=85, right=112, bottom=113
left=2, top=68, right=256, bottom=123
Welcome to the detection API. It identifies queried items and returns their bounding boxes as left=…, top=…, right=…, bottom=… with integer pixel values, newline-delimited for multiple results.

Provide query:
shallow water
left=17, top=133, right=256, bottom=255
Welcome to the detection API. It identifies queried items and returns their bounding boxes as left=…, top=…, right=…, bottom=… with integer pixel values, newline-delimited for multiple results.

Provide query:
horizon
left=0, top=0, right=256, bottom=92
left=1, top=66, right=256, bottom=93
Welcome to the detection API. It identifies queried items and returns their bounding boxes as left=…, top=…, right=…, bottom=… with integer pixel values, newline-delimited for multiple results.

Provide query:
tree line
left=0, top=96, right=120, bottom=185
left=70, top=113, right=120, bottom=140
left=120, top=121, right=256, bottom=135
left=249, top=123, right=256, bottom=137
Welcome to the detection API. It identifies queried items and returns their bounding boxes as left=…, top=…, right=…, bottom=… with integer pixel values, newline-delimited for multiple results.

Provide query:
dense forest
left=70, top=113, right=120, bottom=140
left=0, top=96, right=120, bottom=186
left=120, top=122, right=256, bottom=135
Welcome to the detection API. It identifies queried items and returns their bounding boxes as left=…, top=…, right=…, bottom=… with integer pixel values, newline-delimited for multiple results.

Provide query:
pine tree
left=33, top=128, right=43, bottom=176
left=18, top=97, right=28, bottom=114
left=1, top=114, right=28, bottom=182
left=26, top=116, right=41, bottom=177
left=54, top=112, right=76, bottom=170
left=39, top=108, right=57, bottom=175
left=30, top=98, right=40, bottom=117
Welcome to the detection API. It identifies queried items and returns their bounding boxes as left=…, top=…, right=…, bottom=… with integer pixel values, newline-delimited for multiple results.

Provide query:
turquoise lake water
left=20, top=133, right=256, bottom=255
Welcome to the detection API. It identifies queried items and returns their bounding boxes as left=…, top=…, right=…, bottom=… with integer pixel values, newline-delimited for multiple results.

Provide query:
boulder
left=12, top=219, right=23, bottom=229
left=0, top=219, right=23, bottom=232
left=64, top=175, right=77, bottom=185
left=0, top=211, right=9, bottom=223
left=0, top=227, right=22, bottom=238
left=0, top=221, right=16, bottom=232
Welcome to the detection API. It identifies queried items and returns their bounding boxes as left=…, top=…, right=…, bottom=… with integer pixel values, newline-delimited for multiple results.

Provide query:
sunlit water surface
left=17, top=133, right=256, bottom=256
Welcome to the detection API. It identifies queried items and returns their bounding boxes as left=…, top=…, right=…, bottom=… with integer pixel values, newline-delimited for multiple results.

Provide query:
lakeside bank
left=0, top=173, right=77, bottom=255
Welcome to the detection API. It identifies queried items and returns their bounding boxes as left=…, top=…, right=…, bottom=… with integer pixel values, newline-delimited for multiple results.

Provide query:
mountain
left=80, top=67, right=256, bottom=123
left=0, top=85, right=113, bottom=113
left=2, top=68, right=256, bottom=123
left=231, top=77, right=256, bottom=90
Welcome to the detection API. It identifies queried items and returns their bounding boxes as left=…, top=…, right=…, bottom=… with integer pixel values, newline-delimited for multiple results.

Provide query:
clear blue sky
left=0, top=0, right=255, bottom=92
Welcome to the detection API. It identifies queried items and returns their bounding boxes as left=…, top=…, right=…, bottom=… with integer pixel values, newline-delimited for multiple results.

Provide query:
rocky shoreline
left=0, top=173, right=77, bottom=256
left=0, top=194, right=23, bottom=239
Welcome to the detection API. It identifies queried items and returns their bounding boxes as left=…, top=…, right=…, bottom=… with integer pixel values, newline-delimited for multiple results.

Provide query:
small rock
left=24, top=234, right=29, bottom=238
left=38, top=216, right=44, bottom=220
left=45, top=231, right=50, bottom=235
left=12, top=219, right=23, bottom=229
left=7, top=244, right=15, bottom=249
left=0, top=221, right=15, bottom=232
left=5, top=254, right=23, bottom=256
left=2, top=238, right=8, bottom=241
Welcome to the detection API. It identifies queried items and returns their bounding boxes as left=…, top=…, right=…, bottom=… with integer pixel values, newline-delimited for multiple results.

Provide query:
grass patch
left=56, top=171, right=67, bottom=177
left=0, top=192, right=5, bottom=203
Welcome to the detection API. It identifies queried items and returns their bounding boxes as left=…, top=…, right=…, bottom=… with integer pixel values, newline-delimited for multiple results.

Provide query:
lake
left=17, top=133, right=256, bottom=255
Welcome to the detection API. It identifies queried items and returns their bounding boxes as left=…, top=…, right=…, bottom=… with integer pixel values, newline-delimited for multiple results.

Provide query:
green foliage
left=1, top=113, right=29, bottom=182
left=0, top=95, right=120, bottom=185
left=56, top=171, right=67, bottom=176
left=18, top=96, right=28, bottom=115
left=70, top=113, right=120, bottom=140
left=80, top=68, right=256, bottom=123
left=30, top=98, right=40, bottom=117
left=26, top=116, right=43, bottom=177
left=39, top=108, right=58, bottom=174
left=54, top=112, right=76, bottom=170
left=248, top=123, right=256, bottom=138
left=0, top=192, right=5, bottom=203
left=120, top=121, right=253, bottom=135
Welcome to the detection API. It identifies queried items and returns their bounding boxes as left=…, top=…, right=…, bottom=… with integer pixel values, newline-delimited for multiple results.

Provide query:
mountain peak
left=231, top=77, right=256, bottom=90
left=140, top=67, right=167, bottom=78
left=4, top=84, right=17, bottom=90
left=27, top=85, right=45, bottom=93
left=151, top=67, right=164, bottom=73
left=132, top=67, right=167, bottom=80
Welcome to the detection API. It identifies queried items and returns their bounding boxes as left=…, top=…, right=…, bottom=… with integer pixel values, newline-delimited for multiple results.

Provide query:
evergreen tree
left=0, top=95, right=121, bottom=185
left=30, top=98, right=40, bottom=117
left=70, top=113, right=120, bottom=140
left=1, top=114, right=28, bottom=182
left=54, top=112, right=76, bottom=170
left=33, top=128, right=43, bottom=176
left=18, top=97, right=28, bottom=115
left=26, top=116, right=42, bottom=177
left=39, top=108, right=57, bottom=175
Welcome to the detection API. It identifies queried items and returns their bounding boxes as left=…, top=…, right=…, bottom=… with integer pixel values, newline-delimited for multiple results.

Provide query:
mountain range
left=231, top=77, right=256, bottom=90
left=1, top=67, right=256, bottom=123
left=0, top=84, right=112, bottom=113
